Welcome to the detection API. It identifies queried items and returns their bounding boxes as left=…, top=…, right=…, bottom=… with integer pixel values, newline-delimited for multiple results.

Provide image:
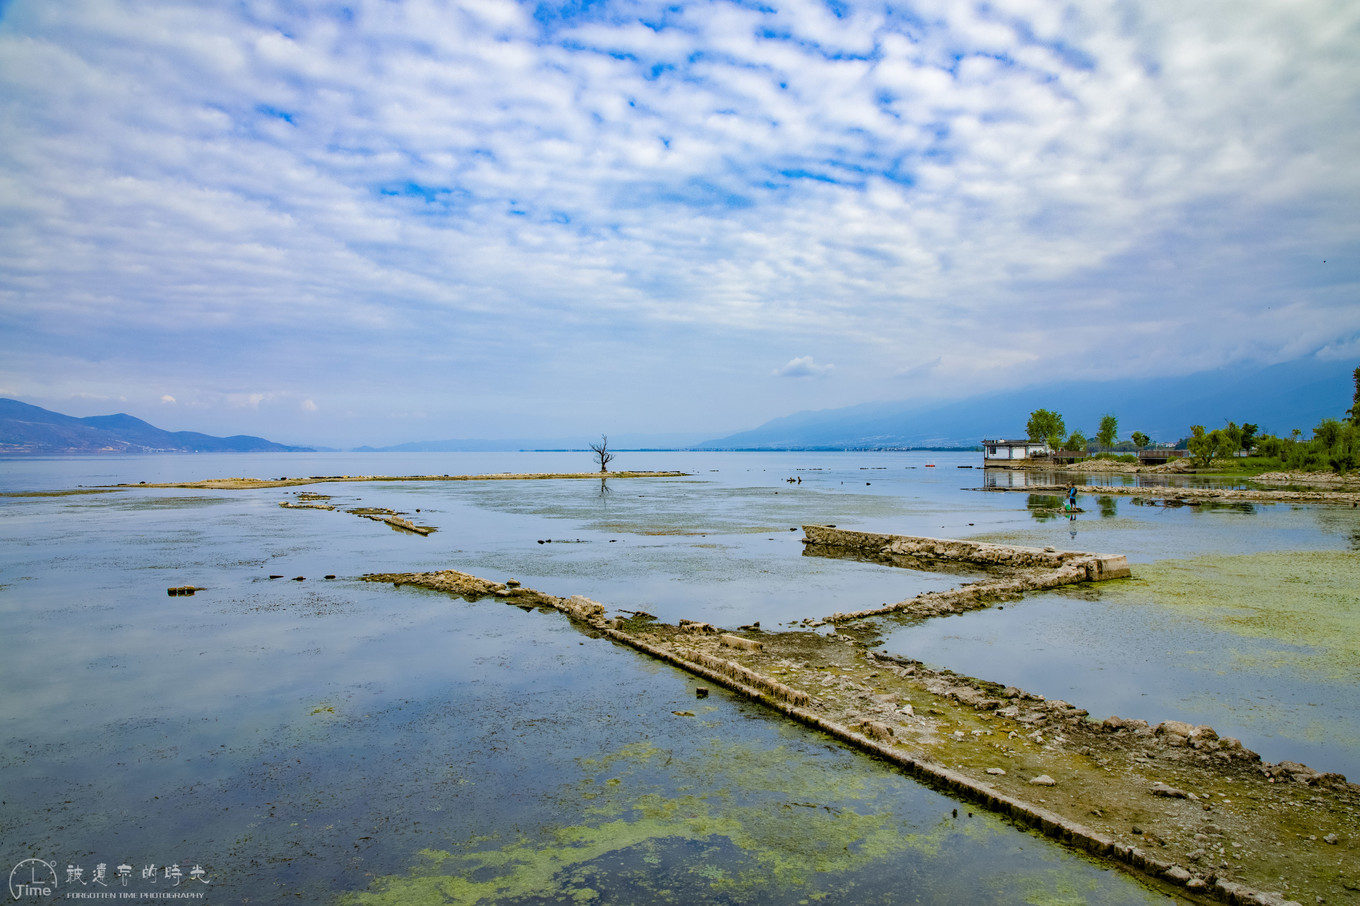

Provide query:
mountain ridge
left=0, top=399, right=313, bottom=454
left=696, top=357, right=1353, bottom=449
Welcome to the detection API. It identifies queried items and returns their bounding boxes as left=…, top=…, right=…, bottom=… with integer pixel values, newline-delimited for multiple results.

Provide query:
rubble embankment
left=363, top=562, right=1359, bottom=906
left=982, top=483, right=1360, bottom=507
left=800, top=526, right=1130, bottom=623
left=279, top=497, right=437, bottom=534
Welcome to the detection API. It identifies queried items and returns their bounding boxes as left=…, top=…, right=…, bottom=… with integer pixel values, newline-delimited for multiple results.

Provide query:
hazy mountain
left=698, top=357, right=1354, bottom=449
left=0, top=399, right=313, bottom=454
left=354, top=431, right=707, bottom=452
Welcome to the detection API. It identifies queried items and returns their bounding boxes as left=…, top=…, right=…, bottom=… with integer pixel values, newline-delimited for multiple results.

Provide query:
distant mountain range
left=353, top=431, right=706, bottom=453
left=4, top=356, right=1351, bottom=454
left=695, top=357, right=1354, bottom=450
left=0, top=399, right=313, bottom=454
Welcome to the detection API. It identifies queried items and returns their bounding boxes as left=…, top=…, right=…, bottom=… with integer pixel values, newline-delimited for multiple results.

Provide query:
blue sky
left=2, top=0, right=1358, bottom=448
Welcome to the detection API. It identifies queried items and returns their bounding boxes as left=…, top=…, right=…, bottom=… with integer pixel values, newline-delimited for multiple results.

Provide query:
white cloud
left=160, top=395, right=176, bottom=404
left=1, top=0, right=1357, bottom=445
left=774, top=356, right=835, bottom=378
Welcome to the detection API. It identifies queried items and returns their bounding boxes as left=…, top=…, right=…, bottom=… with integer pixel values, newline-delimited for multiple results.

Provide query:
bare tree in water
left=589, top=434, right=615, bottom=473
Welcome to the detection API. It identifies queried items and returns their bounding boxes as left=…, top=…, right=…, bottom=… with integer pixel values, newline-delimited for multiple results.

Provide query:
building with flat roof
left=981, top=439, right=1049, bottom=462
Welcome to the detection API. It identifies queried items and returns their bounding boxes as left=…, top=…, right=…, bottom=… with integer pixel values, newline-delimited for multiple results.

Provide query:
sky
left=2, top=0, right=1358, bottom=448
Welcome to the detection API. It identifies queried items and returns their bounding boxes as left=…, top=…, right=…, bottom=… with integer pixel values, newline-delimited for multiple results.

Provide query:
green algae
left=1101, top=550, right=1360, bottom=681
left=340, top=736, right=980, bottom=905
left=339, top=728, right=1167, bottom=906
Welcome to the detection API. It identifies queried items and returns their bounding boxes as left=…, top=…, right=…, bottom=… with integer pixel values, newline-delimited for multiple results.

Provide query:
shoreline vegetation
left=362, top=527, right=1358, bottom=906
left=1014, top=363, right=1360, bottom=479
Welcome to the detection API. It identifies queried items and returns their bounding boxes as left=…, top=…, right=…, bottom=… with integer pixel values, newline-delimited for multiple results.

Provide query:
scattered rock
left=1152, top=782, right=1190, bottom=799
left=859, top=719, right=895, bottom=742
left=720, top=633, right=763, bottom=652
left=987, top=768, right=1006, bottom=776
left=1155, top=719, right=1196, bottom=745
left=1029, top=774, right=1056, bottom=786
left=672, top=710, right=695, bottom=717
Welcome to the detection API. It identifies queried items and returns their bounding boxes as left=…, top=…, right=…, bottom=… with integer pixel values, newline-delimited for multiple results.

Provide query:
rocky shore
left=982, top=482, right=1360, bottom=507
left=987, top=458, right=1360, bottom=489
left=364, top=539, right=1359, bottom=906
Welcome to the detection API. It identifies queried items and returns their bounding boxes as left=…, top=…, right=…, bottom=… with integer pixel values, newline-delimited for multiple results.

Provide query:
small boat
left=925, top=463, right=935, bottom=468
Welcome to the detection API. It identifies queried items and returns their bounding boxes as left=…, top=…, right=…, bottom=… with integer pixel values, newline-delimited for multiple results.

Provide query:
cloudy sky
left=2, top=0, right=1358, bottom=447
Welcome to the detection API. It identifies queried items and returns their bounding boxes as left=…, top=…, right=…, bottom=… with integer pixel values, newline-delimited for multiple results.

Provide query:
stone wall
left=802, top=526, right=1131, bottom=623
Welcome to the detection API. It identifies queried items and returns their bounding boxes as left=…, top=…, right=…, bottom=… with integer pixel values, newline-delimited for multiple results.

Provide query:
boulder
left=1155, top=720, right=1195, bottom=746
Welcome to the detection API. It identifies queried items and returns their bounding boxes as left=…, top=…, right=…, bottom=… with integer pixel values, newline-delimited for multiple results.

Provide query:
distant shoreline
left=103, top=471, right=689, bottom=490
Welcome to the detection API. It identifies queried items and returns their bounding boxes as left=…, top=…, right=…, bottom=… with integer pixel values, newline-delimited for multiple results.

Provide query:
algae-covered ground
left=1103, top=550, right=1360, bottom=681
left=342, top=732, right=1168, bottom=906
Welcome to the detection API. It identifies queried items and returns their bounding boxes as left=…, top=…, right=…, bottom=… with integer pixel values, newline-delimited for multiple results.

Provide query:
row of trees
left=1025, top=410, right=1146, bottom=454
left=1025, top=366, right=1360, bottom=473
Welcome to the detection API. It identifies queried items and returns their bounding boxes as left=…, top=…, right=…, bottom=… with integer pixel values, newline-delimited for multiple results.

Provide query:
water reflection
left=1025, top=493, right=1064, bottom=522
left=981, top=466, right=1256, bottom=491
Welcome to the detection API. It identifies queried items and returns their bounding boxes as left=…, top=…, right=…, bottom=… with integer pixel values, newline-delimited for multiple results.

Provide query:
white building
left=981, top=438, right=1049, bottom=461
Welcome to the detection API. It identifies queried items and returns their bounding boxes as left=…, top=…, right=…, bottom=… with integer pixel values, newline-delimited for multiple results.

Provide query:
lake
left=2, top=450, right=1355, bottom=904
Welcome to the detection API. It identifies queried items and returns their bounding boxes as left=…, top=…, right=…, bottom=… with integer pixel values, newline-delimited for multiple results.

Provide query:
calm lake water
left=2, top=451, right=1356, bottom=904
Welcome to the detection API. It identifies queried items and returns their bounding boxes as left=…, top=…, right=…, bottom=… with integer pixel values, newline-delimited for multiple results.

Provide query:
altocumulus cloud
left=0, top=0, right=1357, bottom=445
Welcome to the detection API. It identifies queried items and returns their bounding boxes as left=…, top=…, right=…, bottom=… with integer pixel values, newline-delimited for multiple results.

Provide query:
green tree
left=1096, top=414, right=1118, bottom=451
left=1314, top=418, right=1344, bottom=449
left=1255, top=434, right=1289, bottom=460
left=1130, top=431, right=1150, bottom=451
left=1240, top=423, right=1258, bottom=453
left=1222, top=421, right=1243, bottom=458
left=1062, top=430, right=1088, bottom=453
left=1026, top=409, right=1065, bottom=450
left=1186, top=425, right=1225, bottom=468
left=1350, top=366, right=1360, bottom=426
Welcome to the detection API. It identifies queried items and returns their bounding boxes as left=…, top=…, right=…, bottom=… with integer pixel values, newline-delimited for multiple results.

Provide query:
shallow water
left=2, top=450, right=1356, bottom=903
